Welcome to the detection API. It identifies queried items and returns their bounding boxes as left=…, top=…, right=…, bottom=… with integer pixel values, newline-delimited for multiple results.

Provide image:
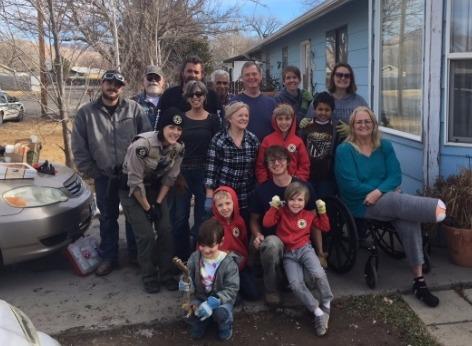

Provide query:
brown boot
left=95, top=260, right=116, bottom=276
left=264, top=292, right=281, bottom=306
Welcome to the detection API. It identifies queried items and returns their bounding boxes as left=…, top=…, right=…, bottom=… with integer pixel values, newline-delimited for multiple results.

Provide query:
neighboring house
left=67, top=67, right=104, bottom=86
left=227, top=0, right=472, bottom=193
left=0, top=64, right=32, bottom=91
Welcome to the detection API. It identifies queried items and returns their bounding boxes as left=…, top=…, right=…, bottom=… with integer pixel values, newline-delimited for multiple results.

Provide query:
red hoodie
left=263, top=206, right=330, bottom=251
left=255, top=111, right=310, bottom=183
left=212, top=186, right=249, bottom=270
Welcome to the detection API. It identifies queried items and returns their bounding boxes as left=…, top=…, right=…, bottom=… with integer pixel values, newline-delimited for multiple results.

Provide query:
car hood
left=0, top=164, right=77, bottom=216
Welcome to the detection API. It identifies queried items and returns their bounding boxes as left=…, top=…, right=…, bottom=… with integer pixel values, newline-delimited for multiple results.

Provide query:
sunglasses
left=188, top=91, right=204, bottom=98
left=334, top=72, right=351, bottom=79
left=146, top=74, right=161, bottom=82
left=102, top=72, right=125, bottom=84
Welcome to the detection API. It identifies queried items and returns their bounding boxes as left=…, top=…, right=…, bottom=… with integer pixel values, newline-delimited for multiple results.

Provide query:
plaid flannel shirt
left=205, top=129, right=260, bottom=209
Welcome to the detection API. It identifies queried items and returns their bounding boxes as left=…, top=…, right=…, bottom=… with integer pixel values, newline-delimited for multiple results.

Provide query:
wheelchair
left=322, top=196, right=432, bottom=289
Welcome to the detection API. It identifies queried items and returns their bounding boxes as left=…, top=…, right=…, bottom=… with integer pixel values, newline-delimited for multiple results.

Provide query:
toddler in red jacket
left=263, top=181, right=333, bottom=336
left=256, top=104, right=310, bottom=183
left=212, top=186, right=260, bottom=301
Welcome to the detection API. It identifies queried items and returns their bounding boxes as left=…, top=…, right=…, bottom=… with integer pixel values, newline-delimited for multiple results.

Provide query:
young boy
left=179, top=218, right=240, bottom=341
left=263, top=182, right=333, bottom=336
left=255, top=103, right=310, bottom=184
left=299, top=92, right=339, bottom=197
left=212, top=186, right=260, bottom=301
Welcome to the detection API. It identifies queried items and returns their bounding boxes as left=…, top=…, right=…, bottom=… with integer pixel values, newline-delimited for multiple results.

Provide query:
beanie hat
left=156, top=107, right=184, bottom=132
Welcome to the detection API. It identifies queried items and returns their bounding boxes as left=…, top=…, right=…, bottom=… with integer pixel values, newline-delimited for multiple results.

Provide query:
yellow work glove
left=269, top=195, right=282, bottom=208
left=299, top=117, right=313, bottom=129
left=315, top=199, right=327, bottom=214
left=336, top=120, right=350, bottom=137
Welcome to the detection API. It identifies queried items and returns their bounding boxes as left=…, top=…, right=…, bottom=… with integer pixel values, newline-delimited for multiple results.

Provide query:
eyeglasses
left=216, top=81, right=229, bottom=85
left=188, top=92, right=204, bottom=98
left=146, top=74, right=161, bottom=82
left=354, top=119, right=373, bottom=126
left=267, top=158, right=287, bottom=164
left=102, top=72, right=125, bottom=84
left=334, top=72, right=351, bottom=79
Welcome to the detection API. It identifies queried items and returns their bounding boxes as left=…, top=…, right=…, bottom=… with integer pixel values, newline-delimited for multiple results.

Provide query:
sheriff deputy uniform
left=119, top=107, right=185, bottom=293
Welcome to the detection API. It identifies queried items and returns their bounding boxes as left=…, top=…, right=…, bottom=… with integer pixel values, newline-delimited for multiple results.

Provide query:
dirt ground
left=56, top=295, right=435, bottom=346
left=0, top=117, right=66, bottom=163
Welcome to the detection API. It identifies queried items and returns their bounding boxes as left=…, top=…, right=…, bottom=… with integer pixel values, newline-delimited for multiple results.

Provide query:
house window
left=282, top=46, right=288, bottom=69
left=300, top=40, right=312, bottom=92
left=448, top=0, right=472, bottom=143
left=379, top=0, right=424, bottom=137
left=326, top=26, right=347, bottom=86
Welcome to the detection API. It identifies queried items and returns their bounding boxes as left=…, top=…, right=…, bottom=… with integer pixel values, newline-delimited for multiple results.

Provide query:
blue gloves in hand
left=204, top=197, right=213, bottom=213
left=195, top=296, right=221, bottom=321
left=178, top=278, right=193, bottom=293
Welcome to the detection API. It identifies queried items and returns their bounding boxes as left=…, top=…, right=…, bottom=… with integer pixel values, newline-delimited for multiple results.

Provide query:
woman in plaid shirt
left=205, top=101, right=260, bottom=223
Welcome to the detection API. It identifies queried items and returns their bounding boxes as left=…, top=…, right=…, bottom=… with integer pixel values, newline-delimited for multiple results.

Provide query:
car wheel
left=16, top=108, right=24, bottom=122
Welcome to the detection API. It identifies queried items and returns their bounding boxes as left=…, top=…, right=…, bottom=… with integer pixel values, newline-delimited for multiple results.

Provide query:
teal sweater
left=334, top=139, right=402, bottom=217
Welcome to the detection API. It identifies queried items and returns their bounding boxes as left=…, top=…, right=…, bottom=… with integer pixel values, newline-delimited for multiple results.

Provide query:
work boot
left=143, top=277, right=161, bottom=294
left=162, top=277, right=178, bottom=291
left=264, top=292, right=281, bottom=306
left=413, top=277, right=439, bottom=307
left=95, top=260, right=116, bottom=276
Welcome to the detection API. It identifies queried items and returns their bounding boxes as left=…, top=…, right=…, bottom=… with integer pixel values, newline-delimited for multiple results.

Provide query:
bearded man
left=71, top=70, right=151, bottom=276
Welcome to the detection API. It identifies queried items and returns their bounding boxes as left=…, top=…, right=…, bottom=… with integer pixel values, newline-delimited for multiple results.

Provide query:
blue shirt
left=334, top=139, right=402, bottom=217
left=231, top=93, right=276, bottom=141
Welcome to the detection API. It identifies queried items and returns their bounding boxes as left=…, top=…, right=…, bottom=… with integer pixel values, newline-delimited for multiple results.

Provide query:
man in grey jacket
left=71, top=70, right=151, bottom=276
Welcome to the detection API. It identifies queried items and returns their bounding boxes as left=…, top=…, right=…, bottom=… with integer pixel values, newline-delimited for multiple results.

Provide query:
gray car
left=0, top=164, right=93, bottom=266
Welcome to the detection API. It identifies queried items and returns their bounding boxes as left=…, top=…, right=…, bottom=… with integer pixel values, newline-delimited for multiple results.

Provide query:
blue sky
left=220, top=0, right=314, bottom=27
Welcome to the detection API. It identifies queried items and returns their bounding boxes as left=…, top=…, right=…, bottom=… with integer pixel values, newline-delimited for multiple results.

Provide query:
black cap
left=157, top=107, right=184, bottom=131
left=101, top=70, right=126, bottom=85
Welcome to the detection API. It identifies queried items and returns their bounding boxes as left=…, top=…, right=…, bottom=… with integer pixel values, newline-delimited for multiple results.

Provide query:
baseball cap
left=145, top=65, right=163, bottom=76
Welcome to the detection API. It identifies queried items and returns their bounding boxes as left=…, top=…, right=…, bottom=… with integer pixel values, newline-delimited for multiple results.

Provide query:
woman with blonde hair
left=205, top=101, right=259, bottom=222
left=335, top=106, right=446, bottom=308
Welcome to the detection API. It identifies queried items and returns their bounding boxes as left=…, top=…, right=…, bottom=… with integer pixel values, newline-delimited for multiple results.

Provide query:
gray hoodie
left=71, top=97, right=151, bottom=178
left=187, top=250, right=240, bottom=305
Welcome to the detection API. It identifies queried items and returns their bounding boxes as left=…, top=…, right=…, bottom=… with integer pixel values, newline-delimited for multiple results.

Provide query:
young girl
left=263, top=182, right=333, bottom=336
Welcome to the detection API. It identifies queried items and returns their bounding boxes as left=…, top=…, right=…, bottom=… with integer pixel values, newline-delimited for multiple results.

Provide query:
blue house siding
left=262, top=0, right=369, bottom=99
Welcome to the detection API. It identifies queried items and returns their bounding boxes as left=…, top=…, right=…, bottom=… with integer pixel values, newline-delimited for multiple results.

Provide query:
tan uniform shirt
left=122, top=131, right=184, bottom=196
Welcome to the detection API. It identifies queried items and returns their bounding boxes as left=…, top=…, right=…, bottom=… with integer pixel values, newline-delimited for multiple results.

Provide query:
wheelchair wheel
left=369, top=222, right=406, bottom=259
left=323, top=196, right=358, bottom=273
left=364, top=255, right=378, bottom=289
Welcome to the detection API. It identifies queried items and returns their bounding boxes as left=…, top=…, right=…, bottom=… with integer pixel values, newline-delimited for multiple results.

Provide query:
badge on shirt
left=297, top=219, right=307, bottom=229
left=287, top=143, right=297, bottom=153
left=232, top=227, right=240, bottom=238
left=136, top=146, right=149, bottom=159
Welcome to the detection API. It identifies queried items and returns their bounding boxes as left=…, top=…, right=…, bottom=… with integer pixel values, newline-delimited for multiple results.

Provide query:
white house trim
left=422, top=0, right=442, bottom=187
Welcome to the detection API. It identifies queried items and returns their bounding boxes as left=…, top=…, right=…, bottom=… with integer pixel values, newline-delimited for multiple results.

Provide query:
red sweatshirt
left=212, top=186, right=249, bottom=270
left=263, top=206, right=330, bottom=251
left=255, top=111, right=310, bottom=183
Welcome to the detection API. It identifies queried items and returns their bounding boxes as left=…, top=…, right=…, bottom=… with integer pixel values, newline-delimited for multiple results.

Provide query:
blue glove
left=195, top=296, right=221, bottom=321
left=204, top=197, right=213, bottom=213
left=178, top=278, right=193, bottom=293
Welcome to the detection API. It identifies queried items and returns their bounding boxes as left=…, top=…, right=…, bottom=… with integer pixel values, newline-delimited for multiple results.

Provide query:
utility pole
left=110, top=0, right=121, bottom=70
left=37, top=0, right=48, bottom=118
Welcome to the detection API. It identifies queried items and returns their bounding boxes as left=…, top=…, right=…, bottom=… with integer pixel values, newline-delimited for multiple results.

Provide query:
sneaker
left=218, top=326, right=233, bottom=341
left=264, top=292, right=281, bottom=306
left=413, top=279, right=439, bottom=307
left=162, top=277, right=178, bottom=291
left=95, top=260, right=117, bottom=276
left=314, top=313, right=329, bottom=336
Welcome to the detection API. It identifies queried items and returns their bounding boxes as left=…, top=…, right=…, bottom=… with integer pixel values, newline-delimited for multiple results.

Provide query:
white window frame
left=299, top=40, right=312, bottom=93
left=444, top=0, right=472, bottom=147
left=372, top=0, right=425, bottom=142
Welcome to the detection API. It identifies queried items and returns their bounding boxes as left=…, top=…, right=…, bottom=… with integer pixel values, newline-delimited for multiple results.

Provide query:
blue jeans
left=95, top=176, right=136, bottom=261
left=170, top=168, right=209, bottom=260
left=188, top=303, right=233, bottom=336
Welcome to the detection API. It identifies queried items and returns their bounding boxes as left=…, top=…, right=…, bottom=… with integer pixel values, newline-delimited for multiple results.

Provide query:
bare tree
left=244, top=15, right=282, bottom=39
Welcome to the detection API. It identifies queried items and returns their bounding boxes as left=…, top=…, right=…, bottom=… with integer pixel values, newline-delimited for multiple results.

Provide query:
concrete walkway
left=0, top=215, right=471, bottom=339
left=403, top=289, right=472, bottom=346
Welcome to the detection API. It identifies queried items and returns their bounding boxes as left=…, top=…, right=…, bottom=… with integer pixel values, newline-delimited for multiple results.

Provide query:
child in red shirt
left=212, top=186, right=260, bottom=301
left=263, top=181, right=333, bottom=336
left=255, top=104, right=310, bottom=183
